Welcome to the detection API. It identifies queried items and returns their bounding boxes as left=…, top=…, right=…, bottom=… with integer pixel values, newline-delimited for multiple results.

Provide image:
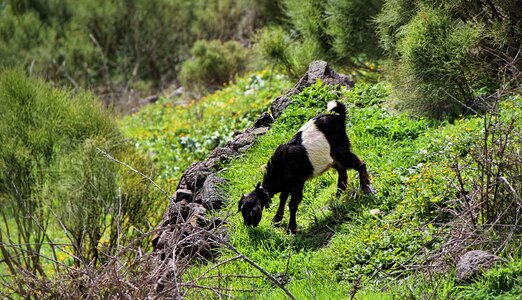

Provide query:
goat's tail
left=327, top=101, right=346, bottom=120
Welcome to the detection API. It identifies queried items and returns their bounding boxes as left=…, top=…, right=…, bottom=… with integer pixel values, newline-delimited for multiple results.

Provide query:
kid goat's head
left=238, top=183, right=270, bottom=227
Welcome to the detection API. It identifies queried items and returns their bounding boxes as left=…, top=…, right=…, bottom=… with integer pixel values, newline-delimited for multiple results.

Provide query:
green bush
left=255, top=26, right=311, bottom=79
left=374, top=0, right=417, bottom=56
left=394, top=6, right=482, bottom=117
left=191, top=0, right=269, bottom=41
left=325, top=0, right=384, bottom=62
left=0, top=0, right=195, bottom=89
left=179, top=40, right=249, bottom=95
left=282, top=0, right=384, bottom=67
left=0, top=70, right=159, bottom=296
left=255, top=0, right=384, bottom=78
left=375, top=0, right=522, bottom=117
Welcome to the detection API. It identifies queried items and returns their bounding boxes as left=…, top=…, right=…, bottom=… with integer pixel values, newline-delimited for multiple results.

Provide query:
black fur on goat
left=238, top=101, right=374, bottom=234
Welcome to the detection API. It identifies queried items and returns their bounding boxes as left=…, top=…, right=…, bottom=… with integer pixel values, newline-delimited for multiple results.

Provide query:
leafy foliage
left=0, top=70, right=159, bottom=296
left=180, top=40, right=249, bottom=96
left=255, top=26, right=311, bottom=79
left=285, top=0, right=383, bottom=64
left=257, top=0, right=384, bottom=78
left=375, top=0, right=522, bottom=117
left=0, top=0, right=281, bottom=99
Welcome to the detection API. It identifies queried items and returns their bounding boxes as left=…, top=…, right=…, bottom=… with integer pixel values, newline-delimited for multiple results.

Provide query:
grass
left=120, top=70, right=291, bottom=186
left=172, top=81, right=522, bottom=298
left=3, top=68, right=521, bottom=298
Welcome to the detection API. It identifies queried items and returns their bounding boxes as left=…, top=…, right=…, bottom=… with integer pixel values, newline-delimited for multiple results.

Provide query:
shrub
left=452, top=95, right=522, bottom=229
left=255, top=26, right=311, bottom=79
left=0, top=0, right=279, bottom=104
left=374, top=0, right=417, bottom=56
left=191, top=0, right=273, bottom=41
left=392, top=6, right=482, bottom=117
left=375, top=0, right=522, bottom=117
left=283, top=0, right=384, bottom=67
left=0, top=69, right=159, bottom=296
left=179, top=39, right=249, bottom=96
left=255, top=0, right=384, bottom=78
left=325, top=0, right=384, bottom=62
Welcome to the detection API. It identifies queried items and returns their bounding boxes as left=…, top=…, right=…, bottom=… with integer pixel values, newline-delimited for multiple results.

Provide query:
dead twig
left=96, top=147, right=172, bottom=203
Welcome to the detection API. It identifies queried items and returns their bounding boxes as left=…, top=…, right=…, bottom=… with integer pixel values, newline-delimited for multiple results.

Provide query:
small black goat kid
left=238, top=101, right=374, bottom=234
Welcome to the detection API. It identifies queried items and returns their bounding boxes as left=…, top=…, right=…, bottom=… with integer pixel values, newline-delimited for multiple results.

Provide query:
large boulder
left=177, top=161, right=212, bottom=192
left=288, top=60, right=354, bottom=96
left=271, top=96, right=292, bottom=119
left=253, top=112, right=274, bottom=128
left=456, top=250, right=504, bottom=282
left=228, top=131, right=256, bottom=152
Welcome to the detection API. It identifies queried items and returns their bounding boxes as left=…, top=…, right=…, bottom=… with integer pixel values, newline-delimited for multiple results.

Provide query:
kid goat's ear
left=238, top=195, right=245, bottom=213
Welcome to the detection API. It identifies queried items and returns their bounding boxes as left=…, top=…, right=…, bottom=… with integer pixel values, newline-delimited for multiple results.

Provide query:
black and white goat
left=238, top=101, right=374, bottom=234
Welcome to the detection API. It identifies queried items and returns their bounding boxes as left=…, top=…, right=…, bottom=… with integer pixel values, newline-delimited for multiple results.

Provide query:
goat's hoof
left=363, top=185, right=376, bottom=195
left=286, top=227, right=297, bottom=235
left=272, top=216, right=283, bottom=224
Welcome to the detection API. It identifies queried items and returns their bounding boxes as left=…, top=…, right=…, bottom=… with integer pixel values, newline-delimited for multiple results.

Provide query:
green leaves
left=0, top=70, right=158, bottom=277
left=375, top=0, right=521, bottom=118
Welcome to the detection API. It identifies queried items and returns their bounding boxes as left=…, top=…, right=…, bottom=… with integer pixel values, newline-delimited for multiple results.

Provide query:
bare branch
left=96, top=147, right=173, bottom=203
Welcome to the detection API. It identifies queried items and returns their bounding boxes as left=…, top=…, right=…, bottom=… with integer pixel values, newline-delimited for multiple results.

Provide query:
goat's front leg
left=272, top=192, right=288, bottom=224
left=288, top=186, right=304, bottom=234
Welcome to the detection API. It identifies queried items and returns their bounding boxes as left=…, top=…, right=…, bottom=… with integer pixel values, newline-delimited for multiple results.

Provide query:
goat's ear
left=255, top=183, right=265, bottom=195
left=260, top=164, right=267, bottom=173
left=238, top=195, right=245, bottom=213
left=255, top=183, right=270, bottom=208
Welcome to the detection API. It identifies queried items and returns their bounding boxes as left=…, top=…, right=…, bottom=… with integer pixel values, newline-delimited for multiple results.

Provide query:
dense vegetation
left=0, top=70, right=161, bottom=296
left=375, top=0, right=522, bottom=117
left=0, top=0, right=282, bottom=104
left=1, top=0, right=521, bottom=298
left=3, top=0, right=519, bottom=114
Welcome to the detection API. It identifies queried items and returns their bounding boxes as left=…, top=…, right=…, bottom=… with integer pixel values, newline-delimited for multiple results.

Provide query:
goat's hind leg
left=272, top=192, right=288, bottom=224
left=334, top=165, right=348, bottom=196
left=339, top=152, right=375, bottom=195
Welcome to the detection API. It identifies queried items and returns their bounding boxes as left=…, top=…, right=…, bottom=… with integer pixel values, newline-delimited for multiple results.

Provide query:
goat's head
left=238, top=183, right=270, bottom=227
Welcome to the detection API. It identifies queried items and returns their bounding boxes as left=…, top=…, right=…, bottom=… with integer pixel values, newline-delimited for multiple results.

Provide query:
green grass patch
left=181, top=81, right=516, bottom=298
left=120, top=70, right=290, bottom=186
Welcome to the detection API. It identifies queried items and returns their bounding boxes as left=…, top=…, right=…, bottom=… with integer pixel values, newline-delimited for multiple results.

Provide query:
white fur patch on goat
left=299, top=120, right=333, bottom=177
